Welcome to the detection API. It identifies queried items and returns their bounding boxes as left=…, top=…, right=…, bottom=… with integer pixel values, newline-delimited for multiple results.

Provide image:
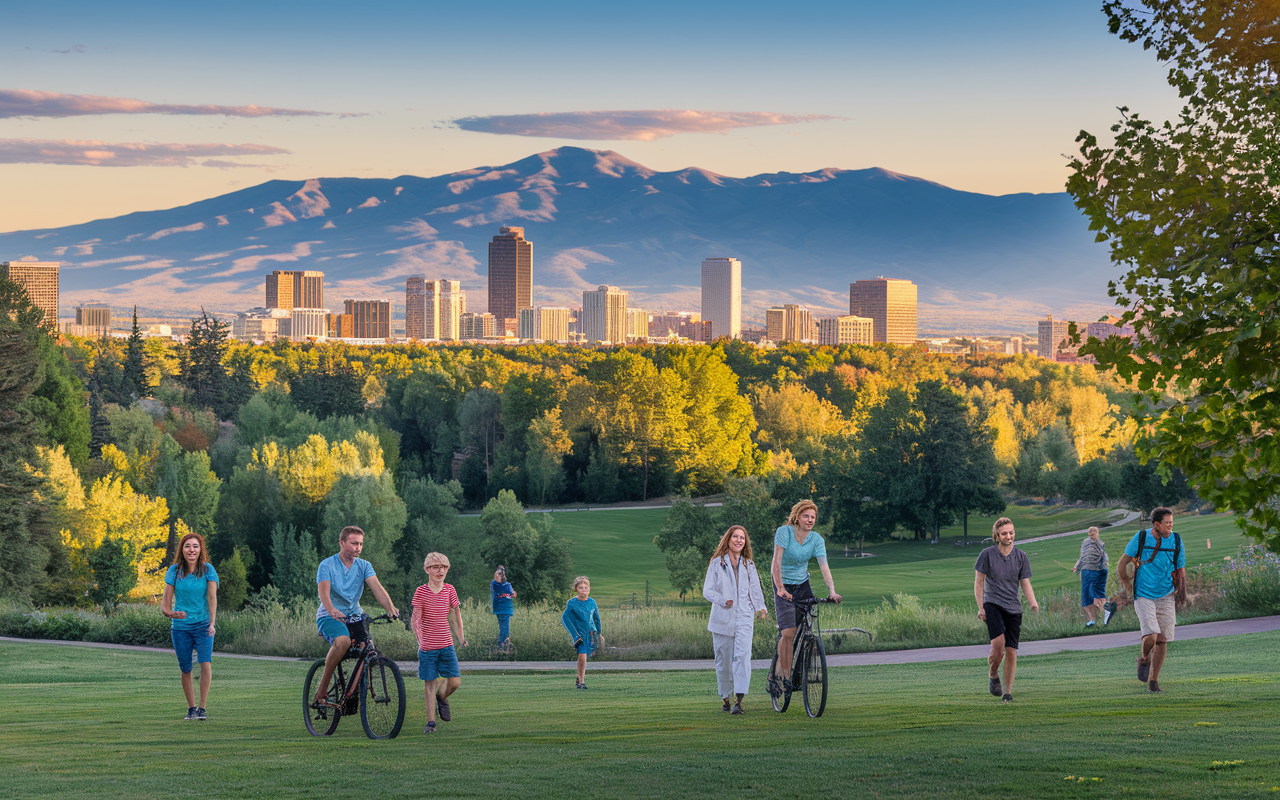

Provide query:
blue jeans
left=496, top=614, right=511, bottom=643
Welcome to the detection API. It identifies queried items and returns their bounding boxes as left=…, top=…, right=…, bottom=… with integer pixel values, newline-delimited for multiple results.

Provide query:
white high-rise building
left=439, top=280, right=464, bottom=341
left=582, top=285, right=628, bottom=344
left=701, top=257, right=741, bottom=340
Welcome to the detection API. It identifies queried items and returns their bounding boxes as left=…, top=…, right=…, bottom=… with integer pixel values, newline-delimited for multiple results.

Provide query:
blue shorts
left=418, top=646, right=460, bottom=681
left=317, top=616, right=350, bottom=644
left=1081, top=569, right=1108, bottom=606
left=574, top=637, right=594, bottom=656
left=171, top=626, right=213, bottom=673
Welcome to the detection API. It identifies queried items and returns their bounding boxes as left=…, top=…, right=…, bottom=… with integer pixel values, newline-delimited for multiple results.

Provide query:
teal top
left=774, top=525, right=827, bottom=585
left=562, top=597, right=601, bottom=644
left=164, top=563, right=219, bottom=630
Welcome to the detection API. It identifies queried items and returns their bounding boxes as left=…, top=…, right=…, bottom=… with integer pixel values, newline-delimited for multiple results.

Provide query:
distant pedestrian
left=411, top=552, right=467, bottom=734
left=562, top=576, right=602, bottom=689
left=702, top=525, right=768, bottom=714
left=1072, top=526, right=1109, bottom=627
left=161, top=531, right=219, bottom=721
left=490, top=566, right=516, bottom=650
left=1117, top=508, right=1186, bottom=693
left=974, top=517, right=1039, bottom=703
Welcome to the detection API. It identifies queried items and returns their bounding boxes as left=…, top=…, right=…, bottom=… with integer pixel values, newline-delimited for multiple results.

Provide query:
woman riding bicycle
left=769, top=499, right=841, bottom=697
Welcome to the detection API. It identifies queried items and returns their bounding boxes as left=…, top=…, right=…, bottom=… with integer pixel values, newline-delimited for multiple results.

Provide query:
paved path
left=6, top=615, right=1279, bottom=674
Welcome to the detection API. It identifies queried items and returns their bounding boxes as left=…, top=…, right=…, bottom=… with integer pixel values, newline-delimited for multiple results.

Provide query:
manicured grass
left=4, top=634, right=1280, bottom=798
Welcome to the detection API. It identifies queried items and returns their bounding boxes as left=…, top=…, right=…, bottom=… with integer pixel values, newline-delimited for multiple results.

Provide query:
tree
left=715, top=477, right=778, bottom=564
left=153, top=434, right=222, bottom=562
left=28, top=332, right=91, bottom=465
left=270, top=523, right=320, bottom=602
left=289, top=354, right=365, bottom=420
left=124, top=306, right=148, bottom=397
left=458, top=387, right=501, bottom=479
left=218, top=547, right=250, bottom=610
left=478, top=490, right=572, bottom=603
left=87, top=538, right=137, bottom=612
left=653, top=498, right=719, bottom=599
left=667, top=347, right=759, bottom=493
left=180, top=310, right=249, bottom=419
left=320, top=471, right=407, bottom=573
left=1068, top=0, right=1280, bottom=549
left=525, top=408, right=572, bottom=505
left=1068, top=459, right=1121, bottom=506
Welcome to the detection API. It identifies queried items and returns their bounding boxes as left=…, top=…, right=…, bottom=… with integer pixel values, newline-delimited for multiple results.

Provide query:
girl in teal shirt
left=161, top=532, right=219, bottom=720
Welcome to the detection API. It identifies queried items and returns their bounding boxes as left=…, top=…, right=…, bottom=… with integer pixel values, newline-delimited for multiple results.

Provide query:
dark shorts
left=983, top=603, right=1022, bottom=650
left=418, top=646, right=460, bottom=681
left=775, top=579, right=816, bottom=631
left=1080, top=569, right=1107, bottom=606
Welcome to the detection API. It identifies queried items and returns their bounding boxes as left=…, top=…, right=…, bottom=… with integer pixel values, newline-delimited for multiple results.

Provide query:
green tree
left=478, top=490, right=572, bottom=603
left=715, top=477, right=778, bottom=563
left=1068, top=459, right=1121, bottom=506
left=28, top=333, right=91, bottom=465
left=654, top=498, right=719, bottom=599
left=525, top=408, right=572, bottom=505
left=458, top=387, right=502, bottom=479
left=154, top=434, right=222, bottom=562
left=124, top=306, right=148, bottom=397
left=87, top=538, right=137, bottom=612
left=218, top=547, right=250, bottom=610
left=667, top=347, right=759, bottom=493
left=1068, top=0, right=1280, bottom=548
left=269, top=523, right=320, bottom=602
left=289, top=354, right=365, bottom=420
left=180, top=310, right=249, bottom=420
left=321, top=471, right=407, bottom=573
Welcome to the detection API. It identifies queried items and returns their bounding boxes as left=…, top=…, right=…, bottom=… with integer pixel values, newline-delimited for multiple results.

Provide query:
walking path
left=6, top=614, right=1278, bottom=674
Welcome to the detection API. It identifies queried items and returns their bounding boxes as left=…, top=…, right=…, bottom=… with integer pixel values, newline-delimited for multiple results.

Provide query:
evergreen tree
left=180, top=309, right=244, bottom=419
left=123, top=306, right=147, bottom=397
left=87, top=538, right=137, bottom=612
left=269, top=523, right=320, bottom=602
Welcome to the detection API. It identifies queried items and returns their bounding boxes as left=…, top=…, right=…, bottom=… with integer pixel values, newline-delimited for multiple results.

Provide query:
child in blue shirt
left=490, top=565, right=516, bottom=649
left=561, top=576, right=602, bottom=689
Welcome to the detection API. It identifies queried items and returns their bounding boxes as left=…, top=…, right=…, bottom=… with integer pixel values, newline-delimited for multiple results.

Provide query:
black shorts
left=775, top=579, right=816, bottom=630
left=983, top=603, right=1022, bottom=650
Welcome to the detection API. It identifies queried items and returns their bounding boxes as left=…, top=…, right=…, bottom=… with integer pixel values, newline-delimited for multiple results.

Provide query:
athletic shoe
left=423, top=721, right=436, bottom=734
left=195, top=707, right=206, bottom=720
left=575, top=681, right=583, bottom=689
left=781, top=678, right=793, bottom=693
left=436, top=697, right=451, bottom=722
left=1103, top=601, right=1117, bottom=626
left=765, top=675, right=782, bottom=698
left=1147, top=681, right=1162, bottom=693
left=1002, top=694, right=1013, bottom=704
left=731, top=704, right=745, bottom=715
left=722, top=698, right=732, bottom=712
left=989, top=677, right=1002, bottom=697
left=1086, top=620, right=1096, bottom=627
left=1137, top=655, right=1151, bottom=683
left=184, top=707, right=198, bottom=720
left=579, top=682, right=588, bottom=690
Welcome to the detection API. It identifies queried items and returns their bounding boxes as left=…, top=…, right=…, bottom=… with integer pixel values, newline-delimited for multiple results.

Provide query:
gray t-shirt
left=975, top=546, right=1032, bottom=614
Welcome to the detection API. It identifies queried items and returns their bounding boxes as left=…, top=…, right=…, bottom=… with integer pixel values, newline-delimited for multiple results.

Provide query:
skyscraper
left=488, top=226, right=532, bottom=325
left=701, top=257, right=741, bottom=340
left=1, top=260, right=60, bottom=327
left=344, top=299, right=391, bottom=339
left=1038, top=314, right=1071, bottom=361
left=766, top=304, right=815, bottom=343
left=266, top=270, right=324, bottom=311
left=439, top=281, right=464, bottom=341
left=849, top=278, right=917, bottom=345
left=406, top=277, right=426, bottom=340
left=818, top=314, right=873, bottom=346
left=582, top=285, right=628, bottom=344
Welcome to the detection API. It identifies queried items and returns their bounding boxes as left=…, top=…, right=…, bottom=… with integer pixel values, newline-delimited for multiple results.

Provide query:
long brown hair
left=172, top=531, right=210, bottom=579
left=711, top=525, right=753, bottom=563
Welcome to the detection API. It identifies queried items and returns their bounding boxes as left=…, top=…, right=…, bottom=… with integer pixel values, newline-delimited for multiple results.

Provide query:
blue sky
left=1, top=0, right=1181, bottom=231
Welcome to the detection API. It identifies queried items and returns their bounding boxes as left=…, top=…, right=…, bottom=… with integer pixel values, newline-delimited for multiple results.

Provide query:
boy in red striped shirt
left=411, top=552, right=467, bottom=734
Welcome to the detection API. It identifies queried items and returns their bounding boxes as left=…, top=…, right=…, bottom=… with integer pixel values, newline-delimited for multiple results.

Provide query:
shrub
left=1217, top=545, right=1280, bottom=614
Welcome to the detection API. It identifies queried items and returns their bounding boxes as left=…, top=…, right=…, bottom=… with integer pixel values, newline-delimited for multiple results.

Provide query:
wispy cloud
left=0, top=89, right=353, bottom=119
left=0, top=138, right=289, bottom=167
left=451, top=110, right=840, bottom=141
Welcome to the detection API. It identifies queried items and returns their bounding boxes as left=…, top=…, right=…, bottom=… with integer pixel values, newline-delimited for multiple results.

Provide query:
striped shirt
left=412, top=583, right=459, bottom=651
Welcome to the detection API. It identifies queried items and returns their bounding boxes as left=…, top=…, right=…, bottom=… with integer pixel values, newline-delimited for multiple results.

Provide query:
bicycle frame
left=315, top=614, right=389, bottom=711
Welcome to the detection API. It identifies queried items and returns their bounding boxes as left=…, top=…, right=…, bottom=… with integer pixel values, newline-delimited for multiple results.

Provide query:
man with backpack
left=1116, top=507, right=1186, bottom=693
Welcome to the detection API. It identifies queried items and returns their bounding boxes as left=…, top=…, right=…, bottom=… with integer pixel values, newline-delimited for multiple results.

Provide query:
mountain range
left=0, top=146, right=1120, bottom=333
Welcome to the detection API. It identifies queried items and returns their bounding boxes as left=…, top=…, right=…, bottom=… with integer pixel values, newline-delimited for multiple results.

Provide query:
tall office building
left=232, top=307, right=291, bottom=342
left=289, top=308, right=329, bottom=341
left=344, top=299, right=391, bottom=339
left=582, top=285, right=628, bottom=344
left=1, top=261, right=60, bottom=327
left=766, top=304, right=815, bottom=343
left=626, top=308, right=649, bottom=341
left=74, top=304, right=112, bottom=337
left=488, top=226, right=532, bottom=325
left=701, top=257, right=741, bottom=340
left=438, top=281, right=464, bottom=341
left=849, top=278, right=917, bottom=345
left=518, top=307, right=571, bottom=342
left=459, top=312, right=497, bottom=339
left=266, top=270, right=324, bottom=311
left=1038, top=315, right=1071, bottom=361
left=818, top=314, right=873, bottom=346
left=406, top=277, right=427, bottom=340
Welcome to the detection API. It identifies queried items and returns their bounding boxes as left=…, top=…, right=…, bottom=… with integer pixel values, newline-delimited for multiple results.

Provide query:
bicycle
left=768, top=597, right=836, bottom=718
left=304, top=613, right=406, bottom=739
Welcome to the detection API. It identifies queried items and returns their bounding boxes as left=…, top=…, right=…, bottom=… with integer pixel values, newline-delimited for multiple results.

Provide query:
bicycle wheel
left=768, top=647, right=791, bottom=713
left=801, top=634, right=827, bottom=718
left=304, top=659, right=345, bottom=736
left=360, top=655, right=405, bottom=740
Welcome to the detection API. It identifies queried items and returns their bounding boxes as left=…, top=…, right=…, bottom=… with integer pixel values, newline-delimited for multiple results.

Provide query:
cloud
left=451, top=110, right=840, bottom=141
left=0, top=139, right=290, bottom=167
left=0, top=89, right=349, bottom=119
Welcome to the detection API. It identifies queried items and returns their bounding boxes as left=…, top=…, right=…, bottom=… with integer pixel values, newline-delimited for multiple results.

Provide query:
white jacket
left=702, top=554, right=767, bottom=635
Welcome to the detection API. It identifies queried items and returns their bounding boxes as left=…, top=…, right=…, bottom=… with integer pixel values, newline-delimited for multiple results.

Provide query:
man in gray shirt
left=974, top=517, right=1040, bottom=703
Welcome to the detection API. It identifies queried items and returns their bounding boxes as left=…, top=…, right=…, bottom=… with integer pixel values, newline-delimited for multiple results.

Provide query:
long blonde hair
left=787, top=499, right=818, bottom=527
left=711, top=525, right=753, bottom=563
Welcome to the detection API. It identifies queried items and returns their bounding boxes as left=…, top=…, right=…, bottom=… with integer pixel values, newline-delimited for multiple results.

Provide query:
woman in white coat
left=702, top=525, right=768, bottom=714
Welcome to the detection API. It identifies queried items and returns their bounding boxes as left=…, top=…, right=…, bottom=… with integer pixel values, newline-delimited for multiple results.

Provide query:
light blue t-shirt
left=1123, top=529, right=1185, bottom=599
left=316, top=554, right=375, bottom=622
left=164, top=563, right=219, bottom=630
left=774, top=525, right=827, bottom=585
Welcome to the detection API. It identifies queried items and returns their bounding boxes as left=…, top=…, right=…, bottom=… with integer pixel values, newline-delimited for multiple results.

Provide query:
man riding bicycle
left=313, top=525, right=400, bottom=706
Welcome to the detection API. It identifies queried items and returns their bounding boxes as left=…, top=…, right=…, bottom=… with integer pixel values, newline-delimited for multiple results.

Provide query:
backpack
left=1134, top=528, right=1184, bottom=597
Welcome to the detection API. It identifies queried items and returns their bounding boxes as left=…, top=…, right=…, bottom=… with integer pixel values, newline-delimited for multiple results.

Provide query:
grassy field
left=5, top=634, right=1280, bottom=798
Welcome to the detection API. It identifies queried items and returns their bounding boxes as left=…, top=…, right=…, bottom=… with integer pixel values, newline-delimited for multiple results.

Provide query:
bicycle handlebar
left=348, top=613, right=400, bottom=624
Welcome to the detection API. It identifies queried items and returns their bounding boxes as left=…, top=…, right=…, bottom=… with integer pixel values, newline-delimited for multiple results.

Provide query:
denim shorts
left=418, top=646, right=460, bottom=680
left=171, top=625, right=213, bottom=673
left=1080, top=569, right=1108, bottom=606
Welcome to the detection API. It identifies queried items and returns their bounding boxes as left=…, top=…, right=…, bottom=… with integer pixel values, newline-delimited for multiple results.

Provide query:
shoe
left=722, top=698, right=732, bottom=712
left=1103, top=601, right=1117, bottom=626
left=436, top=697, right=451, bottom=722
left=195, top=707, right=206, bottom=720
left=423, top=721, right=436, bottom=734
left=1137, top=654, right=1151, bottom=682
left=579, top=682, right=588, bottom=690
left=731, top=704, right=744, bottom=715
left=1148, top=680, right=1162, bottom=693
left=1086, top=620, right=1096, bottom=627
left=184, top=707, right=198, bottom=720
left=766, top=675, right=782, bottom=698
left=781, top=678, right=793, bottom=693
left=989, top=677, right=1002, bottom=697
left=1002, top=694, right=1013, bottom=703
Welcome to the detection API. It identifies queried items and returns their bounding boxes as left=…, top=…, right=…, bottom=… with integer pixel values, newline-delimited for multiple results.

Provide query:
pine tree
left=123, top=306, right=147, bottom=398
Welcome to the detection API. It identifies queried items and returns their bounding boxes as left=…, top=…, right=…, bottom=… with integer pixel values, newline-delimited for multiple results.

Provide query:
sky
left=0, top=0, right=1183, bottom=234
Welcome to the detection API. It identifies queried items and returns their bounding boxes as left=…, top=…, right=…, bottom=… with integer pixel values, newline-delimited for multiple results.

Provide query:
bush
left=1217, top=545, right=1280, bottom=614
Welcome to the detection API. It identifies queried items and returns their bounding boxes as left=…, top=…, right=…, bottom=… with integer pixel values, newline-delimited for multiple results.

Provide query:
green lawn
left=5, top=635, right=1280, bottom=798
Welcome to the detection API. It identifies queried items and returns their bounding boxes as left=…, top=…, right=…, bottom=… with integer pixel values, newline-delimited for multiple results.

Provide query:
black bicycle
left=769, top=598, right=836, bottom=718
left=304, top=613, right=406, bottom=739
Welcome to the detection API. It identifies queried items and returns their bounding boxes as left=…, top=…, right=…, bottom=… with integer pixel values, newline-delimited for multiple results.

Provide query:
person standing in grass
left=975, top=517, right=1039, bottom=704
left=768, top=500, right=842, bottom=699
left=1072, top=527, right=1109, bottom=627
left=412, top=552, right=467, bottom=734
left=1116, top=507, right=1186, bottom=694
left=702, top=525, right=768, bottom=714
left=490, top=565, right=516, bottom=650
left=161, top=531, right=218, bottom=721
left=562, top=576, right=602, bottom=689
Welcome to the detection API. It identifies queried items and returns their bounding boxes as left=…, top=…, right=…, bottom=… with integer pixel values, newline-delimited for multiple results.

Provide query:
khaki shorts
left=1134, top=594, right=1176, bottom=641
